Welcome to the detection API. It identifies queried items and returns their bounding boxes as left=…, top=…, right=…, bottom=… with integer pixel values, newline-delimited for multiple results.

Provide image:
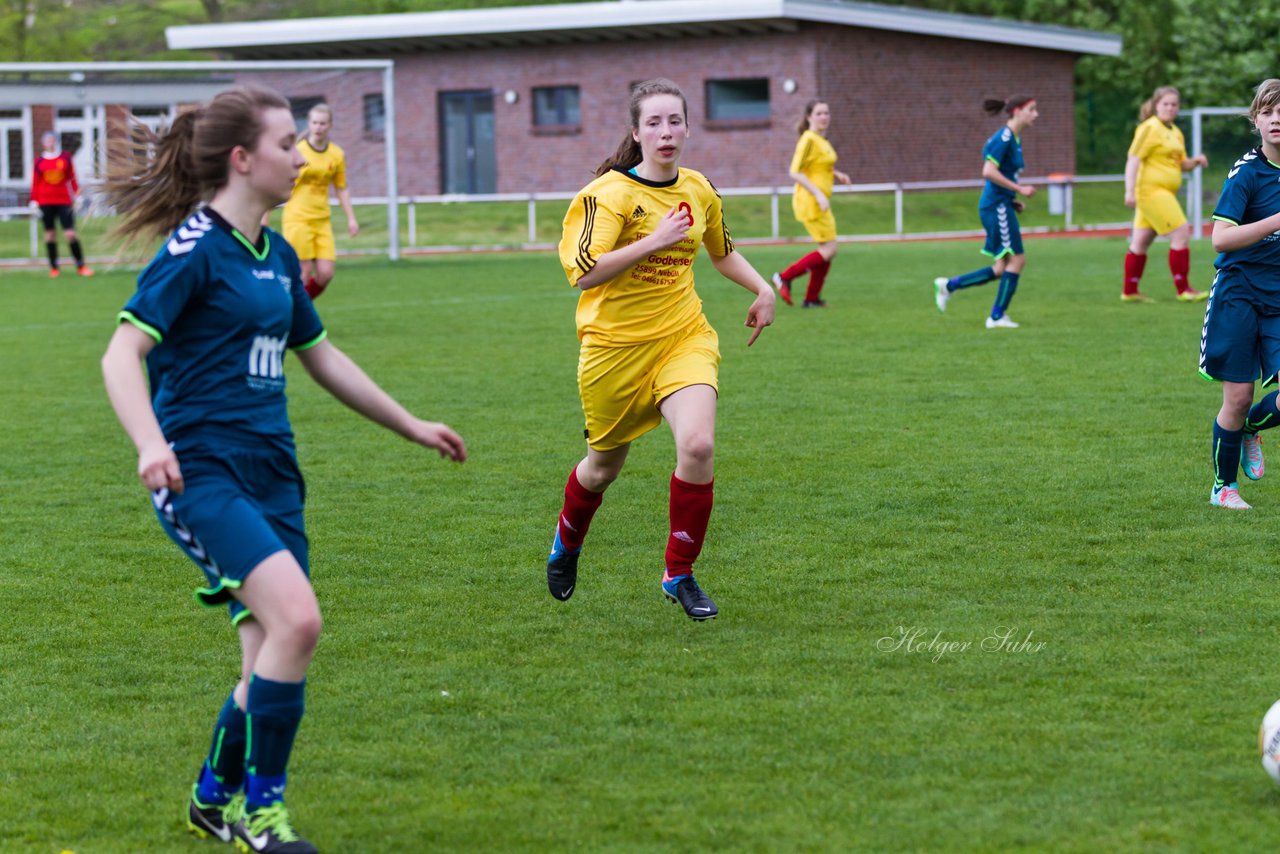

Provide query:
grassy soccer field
left=5, top=236, right=1280, bottom=852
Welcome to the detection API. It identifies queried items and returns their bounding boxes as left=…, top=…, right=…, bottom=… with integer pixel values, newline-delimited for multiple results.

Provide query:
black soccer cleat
left=231, top=802, right=317, bottom=854
left=187, top=786, right=240, bottom=844
left=547, top=529, right=581, bottom=601
left=662, top=574, right=718, bottom=621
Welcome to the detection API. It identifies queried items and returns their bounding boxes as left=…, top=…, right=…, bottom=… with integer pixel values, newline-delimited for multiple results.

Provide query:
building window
left=289, top=96, right=326, bottom=134
left=705, top=78, right=770, bottom=121
left=6, top=129, right=22, bottom=180
left=533, top=86, right=580, bottom=128
left=363, top=94, right=385, bottom=134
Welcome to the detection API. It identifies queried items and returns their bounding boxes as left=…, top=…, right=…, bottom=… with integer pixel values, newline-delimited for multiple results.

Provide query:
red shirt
left=31, top=153, right=78, bottom=206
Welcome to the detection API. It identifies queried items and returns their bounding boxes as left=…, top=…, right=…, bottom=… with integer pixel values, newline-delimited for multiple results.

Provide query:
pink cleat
left=1210, top=483, right=1251, bottom=509
left=1243, top=433, right=1265, bottom=481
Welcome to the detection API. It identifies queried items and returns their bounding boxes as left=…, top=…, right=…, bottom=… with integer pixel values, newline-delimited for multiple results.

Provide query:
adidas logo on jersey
left=630, top=205, right=647, bottom=221
left=166, top=211, right=214, bottom=256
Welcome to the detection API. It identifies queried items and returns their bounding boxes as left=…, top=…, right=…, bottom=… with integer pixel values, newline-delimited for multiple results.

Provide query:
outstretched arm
left=709, top=250, right=776, bottom=346
left=296, top=339, right=466, bottom=461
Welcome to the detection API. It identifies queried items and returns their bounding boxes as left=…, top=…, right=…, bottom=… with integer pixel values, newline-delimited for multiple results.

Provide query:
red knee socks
left=780, top=251, right=825, bottom=283
left=1123, top=251, right=1147, bottom=296
left=557, top=466, right=603, bottom=551
left=805, top=259, right=832, bottom=303
left=665, top=474, right=714, bottom=577
left=1169, top=247, right=1191, bottom=293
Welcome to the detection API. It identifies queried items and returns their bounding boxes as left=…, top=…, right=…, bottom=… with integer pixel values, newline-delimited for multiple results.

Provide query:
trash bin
left=1046, top=172, right=1072, bottom=216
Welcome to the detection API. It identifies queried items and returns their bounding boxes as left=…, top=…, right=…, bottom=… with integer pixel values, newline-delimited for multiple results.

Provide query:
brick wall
left=238, top=21, right=1080, bottom=197
left=816, top=27, right=1076, bottom=182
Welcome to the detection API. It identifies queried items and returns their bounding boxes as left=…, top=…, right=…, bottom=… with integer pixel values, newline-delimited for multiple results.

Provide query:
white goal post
left=0, top=59, right=402, bottom=260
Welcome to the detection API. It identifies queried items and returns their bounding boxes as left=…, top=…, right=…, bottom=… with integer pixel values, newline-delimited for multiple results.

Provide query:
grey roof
left=166, top=0, right=1122, bottom=59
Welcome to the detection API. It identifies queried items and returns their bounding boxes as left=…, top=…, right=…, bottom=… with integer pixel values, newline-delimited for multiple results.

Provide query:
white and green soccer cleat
left=1210, top=483, right=1252, bottom=510
left=933, top=277, right=951, bottom=312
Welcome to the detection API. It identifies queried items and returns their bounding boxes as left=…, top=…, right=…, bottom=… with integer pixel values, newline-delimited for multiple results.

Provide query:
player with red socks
left=1122, top=86, right=1208, bottom=303
left=547, top=78, right=775, bottom=620
left=772, top=99, right=850, bottom=308
left=276, top=104, right=359, bottom=300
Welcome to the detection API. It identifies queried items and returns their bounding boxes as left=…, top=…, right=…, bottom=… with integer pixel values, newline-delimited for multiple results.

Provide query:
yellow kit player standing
left=281, top=103, right=359, bottom=298
left=544, top=78, right=775, bottom=621
left=1122, top=86, right=1208, bottom=302
left=771, top=99, right=851, bottom=308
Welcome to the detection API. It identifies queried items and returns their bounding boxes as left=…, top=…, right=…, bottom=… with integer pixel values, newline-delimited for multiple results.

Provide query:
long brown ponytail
left=594, top=78, right=688, bottom=178
left=100, top=84, right=290, bottom=248
left=983, top=95, right=1035, bottom=117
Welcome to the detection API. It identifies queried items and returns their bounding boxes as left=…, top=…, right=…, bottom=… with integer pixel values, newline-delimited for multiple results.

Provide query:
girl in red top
left=30, top=131, right=92, bottom=277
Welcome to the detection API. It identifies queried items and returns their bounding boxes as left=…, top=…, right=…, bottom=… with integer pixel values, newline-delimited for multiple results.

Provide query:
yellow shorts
left=282, top=217, right=336, bottom=261
left=799, top=210, right=837, bottom=243
left=578, top=320, right=720, bottom=451
left=1133, top=189, right=1187, bottom=235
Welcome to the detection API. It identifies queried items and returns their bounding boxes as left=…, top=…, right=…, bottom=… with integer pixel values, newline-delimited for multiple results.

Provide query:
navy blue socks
left=1245, top=391, right=1280, bottom=434
left=1213, top=420, right=1243, bottom=488
left=947, top=266, right=996, bottom=291
left=245, top=675, right=306, bottom=810
left=195, top=693, right=247, bottom=805
left=992, top=271, right=1020, bottom=319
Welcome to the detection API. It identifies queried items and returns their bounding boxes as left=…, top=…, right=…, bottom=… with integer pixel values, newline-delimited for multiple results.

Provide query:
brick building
left=0, top=3, right=1119, bottom=201
left=168, top=1, right=1114, bottom=198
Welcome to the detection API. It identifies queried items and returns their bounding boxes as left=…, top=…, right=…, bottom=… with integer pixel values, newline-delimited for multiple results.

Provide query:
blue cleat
left=547, top=529, right=581, bottom=601
left=662, top=574, right=717, bottom=621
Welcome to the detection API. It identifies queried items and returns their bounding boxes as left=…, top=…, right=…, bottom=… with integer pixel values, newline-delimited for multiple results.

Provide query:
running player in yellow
left=771, top=99, right=851, bottom=308
left=1122, top=86, right=1208, bottom=302
left=545, top=78, right=775, bottom=621
left=280, top=103, right=359, bottom=298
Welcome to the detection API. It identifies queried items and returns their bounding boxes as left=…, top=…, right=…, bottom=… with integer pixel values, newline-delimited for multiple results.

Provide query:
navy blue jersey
left=1213, top=148, right=1280, bottom=287
left=118, top=208, right=326, bottom=450
left=979, top=126, right=1023, bottom=209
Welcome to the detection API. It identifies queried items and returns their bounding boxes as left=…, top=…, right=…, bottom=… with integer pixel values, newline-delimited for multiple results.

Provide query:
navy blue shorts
left=1199, top=269, right=1280, bottom=385
left=980, top=202, right=1022, bottom=259
left=151, top=444, right=308, bottom=625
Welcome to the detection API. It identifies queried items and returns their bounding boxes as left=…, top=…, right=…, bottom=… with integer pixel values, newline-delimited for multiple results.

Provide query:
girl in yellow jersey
left=280, top=104, right=360, bottom=298
left=771, top=100, right=851, bottom=308
left=1122, top=86, right=1208, bottom=302
left=545, top=78, right=775, bottom=621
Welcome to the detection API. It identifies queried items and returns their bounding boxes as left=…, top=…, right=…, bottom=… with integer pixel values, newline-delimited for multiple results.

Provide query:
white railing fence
left=1, top=172, right=1141, bottom=262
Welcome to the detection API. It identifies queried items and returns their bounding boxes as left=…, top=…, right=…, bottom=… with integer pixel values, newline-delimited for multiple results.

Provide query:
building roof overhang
left=166, top=0, right=1122, bottom=59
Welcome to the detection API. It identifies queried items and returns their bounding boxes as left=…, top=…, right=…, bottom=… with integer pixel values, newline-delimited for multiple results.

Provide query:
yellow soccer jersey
left=560, top=167, right=735, bottom=346
left=790, top=130, right=838, bottom=221
left=283, top=139, right=347, bottom=221
left=1129, top=116, right=1186, bottom=194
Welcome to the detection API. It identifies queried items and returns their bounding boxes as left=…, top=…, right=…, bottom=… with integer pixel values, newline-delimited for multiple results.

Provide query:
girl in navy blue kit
left=1201, top=79, right=1280, bottom=510
left=934, top=95, right=1040, bottom=329
left=100, top=85, right=465, bottom=852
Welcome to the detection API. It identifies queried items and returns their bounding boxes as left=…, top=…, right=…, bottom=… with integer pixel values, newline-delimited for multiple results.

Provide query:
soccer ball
left=1259, top=699, right=1280, bottom=783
